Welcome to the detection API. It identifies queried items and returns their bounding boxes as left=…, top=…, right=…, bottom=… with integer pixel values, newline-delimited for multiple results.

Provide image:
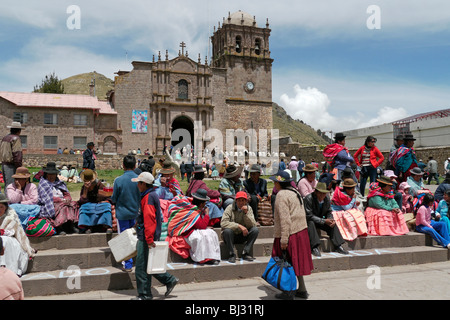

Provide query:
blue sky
left=1, top=0, right=450, bottom=135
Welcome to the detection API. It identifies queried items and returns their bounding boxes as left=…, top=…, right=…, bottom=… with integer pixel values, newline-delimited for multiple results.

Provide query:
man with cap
left=304, top=182, right=349, bottom=257
left=82, top=142, right=96, bottom=170
left=0, top=121, right=23, bottom=194
left=220, top=191, right=259, bottom=263
left=243, top=164, right=268, bottom=221
left=132, top=171, right=178, bottom=300
left=218, top=164, right=244, bottom=210
left=390, top=133, right=418, bottom=182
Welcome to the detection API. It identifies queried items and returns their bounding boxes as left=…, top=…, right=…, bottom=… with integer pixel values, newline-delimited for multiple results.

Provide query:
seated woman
left=6, top=167, right=40, bottom=228
left=416, top=193, right=450, bottom=249
left=407, top=167, right=427, bottom=197
left=0, top=193, right=36, bottom=276
left=436, top=190, right=450, bottom=237
left=37, top=162, right=79, bottom=235
left=365, top=175, right=409, bottom=236
left=182, top=189, right=221, bottom=265
left=331, top=178, right=368, bottom=241
left=186, top=165, right=223, bottom=226
left=297, top=164, right=318, bottom=198
left=77, top=169, right=113, bottom=234
left=153, top=161, right=183, bottom=200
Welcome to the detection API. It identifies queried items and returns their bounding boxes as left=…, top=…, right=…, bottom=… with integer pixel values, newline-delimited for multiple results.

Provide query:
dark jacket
left=304, top=192, right=333, bottom=225
left=243, top=178, right=268, bottom=198
left=82, top=148, right=95, bottom=170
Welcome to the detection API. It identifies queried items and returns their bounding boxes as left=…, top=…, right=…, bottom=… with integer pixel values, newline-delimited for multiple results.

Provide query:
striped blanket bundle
left=167, top=195, right=200, bottom=237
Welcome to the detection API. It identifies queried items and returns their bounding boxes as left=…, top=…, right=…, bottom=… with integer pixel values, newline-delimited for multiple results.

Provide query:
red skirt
left=272, top=229, right=313, bottom=276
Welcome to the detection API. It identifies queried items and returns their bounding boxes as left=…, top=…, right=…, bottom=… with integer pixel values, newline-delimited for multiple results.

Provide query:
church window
left=178, top=80, right=188, bottom=99
left=255, top=38, right=261, bottom=55
left=235, top=36, right=242, bottom=53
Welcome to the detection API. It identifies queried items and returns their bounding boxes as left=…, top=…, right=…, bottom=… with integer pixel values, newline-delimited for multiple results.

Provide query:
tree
left=33, top=72, right=65, bottom=94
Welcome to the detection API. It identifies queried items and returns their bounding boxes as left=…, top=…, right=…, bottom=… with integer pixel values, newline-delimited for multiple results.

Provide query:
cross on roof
left=180, top=41, right=186, bottom=56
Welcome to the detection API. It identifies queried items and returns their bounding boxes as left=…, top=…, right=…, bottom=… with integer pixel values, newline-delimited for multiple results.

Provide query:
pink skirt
left=333, top=209, right=368, bottom=241
left=272, top=229, right=313, bottom=276
left=365, top=207, right=409, bottom=236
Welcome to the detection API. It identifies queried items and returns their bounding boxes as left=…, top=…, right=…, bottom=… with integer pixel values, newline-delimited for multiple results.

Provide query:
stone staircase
left=21, top=226, right=450, bottom=297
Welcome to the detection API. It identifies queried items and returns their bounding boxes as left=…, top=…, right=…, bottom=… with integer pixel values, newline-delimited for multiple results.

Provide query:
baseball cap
left=235, top=191, right=248, bottom=200
left=131, top=172, right=155, bottom=184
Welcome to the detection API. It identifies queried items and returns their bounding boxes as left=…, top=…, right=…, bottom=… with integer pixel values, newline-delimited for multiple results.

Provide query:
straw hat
left=303, top=164, right=318, bottom=172
left=80, top=169, right=97, bottom=182
left=7, top=121, right=23, bottom=129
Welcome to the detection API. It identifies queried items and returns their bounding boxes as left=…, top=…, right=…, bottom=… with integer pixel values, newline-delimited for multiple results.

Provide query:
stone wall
left=23, top=154, right=154, bottom=170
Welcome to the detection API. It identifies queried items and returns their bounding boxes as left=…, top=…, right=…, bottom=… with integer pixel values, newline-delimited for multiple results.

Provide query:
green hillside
left=272, top=102, right=329, bottom=145
left=62, top=72, right=114, bottom=100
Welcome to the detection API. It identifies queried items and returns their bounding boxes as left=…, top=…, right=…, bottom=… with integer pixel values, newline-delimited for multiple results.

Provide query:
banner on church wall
left=132, top=110, right=148, bottom=133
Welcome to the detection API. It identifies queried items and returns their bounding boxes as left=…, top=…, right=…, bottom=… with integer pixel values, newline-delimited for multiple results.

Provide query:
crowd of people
left=1, top=119, right=450, bottom=300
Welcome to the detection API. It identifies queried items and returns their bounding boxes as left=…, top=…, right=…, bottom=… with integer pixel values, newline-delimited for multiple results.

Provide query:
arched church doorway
left=171, top=116, right=194, bottom=150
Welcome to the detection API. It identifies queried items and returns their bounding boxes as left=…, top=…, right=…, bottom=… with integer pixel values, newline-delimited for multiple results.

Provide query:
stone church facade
left=111, top=10, right=274, bottom=155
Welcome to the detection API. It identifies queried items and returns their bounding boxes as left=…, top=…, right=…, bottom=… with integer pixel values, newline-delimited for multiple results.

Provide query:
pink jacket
left=416, top=205, right=432, bottom=228
left=6, top=183, right=39, bottom=205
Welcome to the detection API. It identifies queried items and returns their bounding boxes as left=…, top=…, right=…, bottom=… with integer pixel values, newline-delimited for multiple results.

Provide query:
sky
left=1, top=0, right=450, bottom=137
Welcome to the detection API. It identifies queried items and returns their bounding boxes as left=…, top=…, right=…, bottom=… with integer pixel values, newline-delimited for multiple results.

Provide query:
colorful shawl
left=366, top=182, right=395, bottom=200
left=167, top=195, right=200, bottom=237
left=323, top=143, right=347, bottom=166
left=332, top=187, right=353, bottom=206
left=389, top=146, right=414, bottom=169
left=38, top=177, right=69, bottom=218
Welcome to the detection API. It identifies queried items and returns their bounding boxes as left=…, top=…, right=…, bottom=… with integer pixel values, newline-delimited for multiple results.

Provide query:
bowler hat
left=191, top=189, right=210, bottom=202
left=342, top=178, right=357, bottom=188
left=193, top=165, right=204, bottom=173
left=395, top=135, right=404, bottom=141
left=410, top=167, right=424, bottom=176
left=403, top=134, right=416, bottom=141
left=334, top=133, right=346, bottom=141
left=43, top=162, right=59, bottom=174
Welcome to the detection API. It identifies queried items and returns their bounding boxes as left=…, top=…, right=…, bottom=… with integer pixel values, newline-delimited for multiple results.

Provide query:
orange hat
left=235, top=191, right=248, bottom=200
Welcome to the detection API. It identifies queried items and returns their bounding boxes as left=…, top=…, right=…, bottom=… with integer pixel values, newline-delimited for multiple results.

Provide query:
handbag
left=25, top=218, right=56, bottom=237
left=262, top=251, right=297, bottom=292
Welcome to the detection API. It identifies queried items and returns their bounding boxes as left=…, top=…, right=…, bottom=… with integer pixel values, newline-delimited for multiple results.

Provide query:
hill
left=61, top=72, right=114, bottom=100
left=272, top=102, right=329, bottom=145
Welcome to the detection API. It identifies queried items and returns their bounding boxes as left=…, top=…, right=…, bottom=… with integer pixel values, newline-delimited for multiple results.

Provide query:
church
left=110, top=10, right=274, bottom=155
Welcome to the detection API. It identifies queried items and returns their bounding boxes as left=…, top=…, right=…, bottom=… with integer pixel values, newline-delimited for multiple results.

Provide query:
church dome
left=224, top=10, right=257, bottom=27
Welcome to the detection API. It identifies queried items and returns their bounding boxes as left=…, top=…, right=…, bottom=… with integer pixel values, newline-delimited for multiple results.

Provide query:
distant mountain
left=61, top=72, right=114, bottom=99
left=272, top=102, right=329, bottom=145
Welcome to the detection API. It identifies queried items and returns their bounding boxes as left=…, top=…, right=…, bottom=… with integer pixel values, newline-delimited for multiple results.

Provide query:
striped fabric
left=25, top=218, right=56, bottom=237
left=167, top=195, right=200, bottom=237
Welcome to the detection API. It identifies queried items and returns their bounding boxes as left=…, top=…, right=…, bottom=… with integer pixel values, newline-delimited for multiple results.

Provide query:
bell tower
left=211, top=11, right=273, bottom=103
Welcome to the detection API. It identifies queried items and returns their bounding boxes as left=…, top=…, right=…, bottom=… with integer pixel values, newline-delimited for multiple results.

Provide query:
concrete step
left=21, top=245, right=450, bottom=297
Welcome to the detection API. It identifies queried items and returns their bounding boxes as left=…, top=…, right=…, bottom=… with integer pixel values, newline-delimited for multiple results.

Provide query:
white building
left=343, top=109, right=450, bottom=151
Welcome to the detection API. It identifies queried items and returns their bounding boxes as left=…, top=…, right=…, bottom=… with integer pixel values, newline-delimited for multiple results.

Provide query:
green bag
left=26, top=218, right=56, bottom=237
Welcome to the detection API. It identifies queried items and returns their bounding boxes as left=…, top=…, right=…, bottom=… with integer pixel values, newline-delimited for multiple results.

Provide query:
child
left=131, top=172, right=178, bottom=300
left=415, top=193, right=450, bottom=249
left=436, top=190, right=450, bottom=237
left=398, top=182, right=413, bottom=213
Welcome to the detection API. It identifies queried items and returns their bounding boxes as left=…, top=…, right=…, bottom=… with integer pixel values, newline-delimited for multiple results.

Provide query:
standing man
left=0, top=121, right=23, bottom=193
left=132, top=171, right=178, bottom=300
left=110, top=155, right=141, bottom=272
left=426, top=156, right=439, bottom=185
left=82, top=142, right=96, bottom=170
